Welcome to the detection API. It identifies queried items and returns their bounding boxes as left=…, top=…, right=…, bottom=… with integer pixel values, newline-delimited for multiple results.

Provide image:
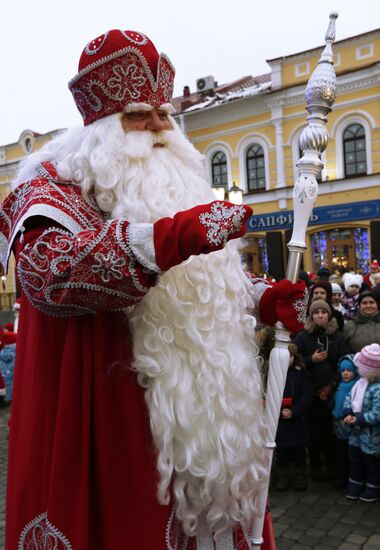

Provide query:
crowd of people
left=263, top=261, right=380, bottom=503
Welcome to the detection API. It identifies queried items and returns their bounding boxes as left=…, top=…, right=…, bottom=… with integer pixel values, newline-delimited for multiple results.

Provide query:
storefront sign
left=247, top=199, right=380, bottom=232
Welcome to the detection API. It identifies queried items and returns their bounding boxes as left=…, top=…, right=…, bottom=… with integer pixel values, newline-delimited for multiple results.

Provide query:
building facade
left=172, top=28, right=380, bottom=280
left=0, top=130, right=58, bottom=309
left=0, top=28, right=379, bottom=306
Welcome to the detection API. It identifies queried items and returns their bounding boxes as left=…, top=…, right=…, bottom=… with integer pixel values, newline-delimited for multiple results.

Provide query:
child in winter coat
left=343, top=343, right=380, bottom=502
left=274, top=343, right=314, bottom=492
left=341, top=273, right=363, bottom=321
left=331, top=354, right=359, bottom=489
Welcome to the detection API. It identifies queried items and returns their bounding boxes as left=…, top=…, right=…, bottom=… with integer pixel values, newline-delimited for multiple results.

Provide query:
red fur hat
left=69, top=29, right=175, bottom=126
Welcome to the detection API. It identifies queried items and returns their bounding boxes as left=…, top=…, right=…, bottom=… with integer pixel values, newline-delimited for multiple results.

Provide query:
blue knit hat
left=338, top=354, right=357, bottom=373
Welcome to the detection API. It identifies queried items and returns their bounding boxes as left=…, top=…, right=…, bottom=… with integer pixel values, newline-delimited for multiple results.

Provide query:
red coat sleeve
left=15, top=219, right=159, bottom=316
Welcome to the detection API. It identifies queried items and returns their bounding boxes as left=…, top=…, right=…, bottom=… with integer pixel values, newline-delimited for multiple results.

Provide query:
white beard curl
left=17, top=115, right=269, bottom=536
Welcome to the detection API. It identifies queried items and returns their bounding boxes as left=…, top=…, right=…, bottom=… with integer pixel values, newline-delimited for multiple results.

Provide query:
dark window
left=343, top=124, right=367, bottom=177
left=246, top=144, right=266, bottom=192
left=211, top=151, right=228, bottom=189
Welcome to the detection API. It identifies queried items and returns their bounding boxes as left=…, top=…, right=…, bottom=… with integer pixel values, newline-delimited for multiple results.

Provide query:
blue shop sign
left=247, top=199, right=380, bottom=232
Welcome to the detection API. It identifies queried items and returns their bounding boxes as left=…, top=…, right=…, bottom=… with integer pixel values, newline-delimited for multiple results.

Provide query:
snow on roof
left=180, top=80, right=271, bottom=114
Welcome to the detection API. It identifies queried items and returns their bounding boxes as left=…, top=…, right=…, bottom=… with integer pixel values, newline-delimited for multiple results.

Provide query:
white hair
left=16, top=114, right=269, bottom=536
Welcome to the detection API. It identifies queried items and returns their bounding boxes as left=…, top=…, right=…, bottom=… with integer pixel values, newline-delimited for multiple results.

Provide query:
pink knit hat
left=354, top=343, right=380, bottom=378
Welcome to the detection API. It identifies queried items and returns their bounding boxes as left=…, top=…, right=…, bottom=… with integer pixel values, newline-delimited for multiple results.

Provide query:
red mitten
left=259, top=279, right=308, bottom=332
left=154, top=201, right=252, bottom=271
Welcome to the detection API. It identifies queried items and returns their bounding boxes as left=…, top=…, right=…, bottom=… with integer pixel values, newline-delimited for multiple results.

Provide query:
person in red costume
left=364, top=260, right=380, bottom=290
left=1, top=29, right=306, bottom=550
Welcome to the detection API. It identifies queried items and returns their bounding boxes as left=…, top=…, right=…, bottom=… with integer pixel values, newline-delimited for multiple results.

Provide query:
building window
left=311, top=227, right=369, bottom=274
left=246, top=144, right=266, bottom=192
left=294, top=61, right=310, bottom=77
left=211, top=151, right=228, bottom=189
left=334, top=52, right=341, bottom=67
left=343, top=124, right=367, bottom=177
left=241, top=235, right=268, bottom=276
left=356, top=43, right=373, bottom=61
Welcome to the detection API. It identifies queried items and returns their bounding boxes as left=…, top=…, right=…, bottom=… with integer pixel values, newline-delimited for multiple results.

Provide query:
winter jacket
left=343, top=381, right=380, bottom=455
left=344, top=312, right=380, bottom=354
left=332, top=367, right=359, bottom=440
left=276, top=365, right=314, bottom=448
left=341, top=292, right=360, bottom=321
left=295, top=319, right=349, bottom=420
left=0, top=343, right=16, bottom=402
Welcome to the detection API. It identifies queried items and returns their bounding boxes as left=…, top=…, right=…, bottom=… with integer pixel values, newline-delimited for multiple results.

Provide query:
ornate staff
left=251, top=12, right=338, bottom=546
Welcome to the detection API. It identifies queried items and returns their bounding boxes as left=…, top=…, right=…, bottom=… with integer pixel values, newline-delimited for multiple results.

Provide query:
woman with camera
left=295, top=300, right=349, bottom=481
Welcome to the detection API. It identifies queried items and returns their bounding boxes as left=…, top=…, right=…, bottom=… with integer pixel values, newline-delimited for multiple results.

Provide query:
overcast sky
left=1, top=0, right=379, bottom=145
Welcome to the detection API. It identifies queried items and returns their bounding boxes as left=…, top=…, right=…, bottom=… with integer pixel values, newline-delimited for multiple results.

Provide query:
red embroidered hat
left=68, top=29, right=175, bottom=126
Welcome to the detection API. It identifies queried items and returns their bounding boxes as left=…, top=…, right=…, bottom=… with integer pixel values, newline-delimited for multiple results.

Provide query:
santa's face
left=121, top=108, right=173, bottom=134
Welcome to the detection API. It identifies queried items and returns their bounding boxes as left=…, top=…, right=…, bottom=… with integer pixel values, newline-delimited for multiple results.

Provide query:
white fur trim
left=127, top=223, right=161, bottom=273
left=124, top=102, right=174, bottom=114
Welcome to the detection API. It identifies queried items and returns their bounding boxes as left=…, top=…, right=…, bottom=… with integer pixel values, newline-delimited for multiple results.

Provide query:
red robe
left=1, top=162, right=274, bottom=549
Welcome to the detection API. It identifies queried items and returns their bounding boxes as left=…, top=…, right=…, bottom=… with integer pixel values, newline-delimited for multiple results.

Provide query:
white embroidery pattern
left=17, top=221, right=155, bottom=317
left=18, top=512, right=73, bottom=549
left=165, top=507, right=189, bottom=550
left=120, top=30, right=149, bottom=46
left=91, top=249, right=126, bottom=282
left=199, top=203, right=246, bottom=247
left=68, top=45, right=175, bottom=123
left=293, top=287, right=309, bottom=324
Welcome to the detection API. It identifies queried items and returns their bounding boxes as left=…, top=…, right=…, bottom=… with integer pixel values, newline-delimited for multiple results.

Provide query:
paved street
left=0, top=406, right=9, bottom=550
left=1, top=405, right=380, bottom=549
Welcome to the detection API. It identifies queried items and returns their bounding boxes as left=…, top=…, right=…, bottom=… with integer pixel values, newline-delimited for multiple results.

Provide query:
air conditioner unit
left=196, top=75, right=215, bottom=93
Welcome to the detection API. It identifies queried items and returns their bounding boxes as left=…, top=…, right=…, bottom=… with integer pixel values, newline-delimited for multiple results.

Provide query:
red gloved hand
left=259, top=279, right=308, bottom=333
left=154, top=201, right=252, bottom=271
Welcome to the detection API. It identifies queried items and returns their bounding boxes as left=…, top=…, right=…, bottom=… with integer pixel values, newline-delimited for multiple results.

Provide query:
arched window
left=343, top=124, right=367, bottom=177
left=211, top=151, right=228, bottom=189
left=246, top=144, right=266, bottom=192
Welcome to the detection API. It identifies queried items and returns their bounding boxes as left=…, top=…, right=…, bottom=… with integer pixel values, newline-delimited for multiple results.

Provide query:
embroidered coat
left=1, top=163, right=271, bottom=550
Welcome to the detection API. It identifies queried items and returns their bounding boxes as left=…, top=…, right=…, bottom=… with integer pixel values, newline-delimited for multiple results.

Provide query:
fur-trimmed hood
left=304, top=317, right=338, bottom=334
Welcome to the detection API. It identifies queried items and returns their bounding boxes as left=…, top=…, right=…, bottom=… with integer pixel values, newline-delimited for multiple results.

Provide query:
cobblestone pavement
left=1, top=404, right=380, bottom=549
left=268, top=476, right=380, bottom=549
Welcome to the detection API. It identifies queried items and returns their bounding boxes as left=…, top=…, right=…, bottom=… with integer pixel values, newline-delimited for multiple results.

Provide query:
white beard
left=24, top=115, right=269, bottom=536
left=105, top=122, right=269, bottom=535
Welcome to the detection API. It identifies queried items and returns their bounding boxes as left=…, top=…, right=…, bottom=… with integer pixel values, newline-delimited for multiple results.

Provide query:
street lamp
left=228, top=181, right=243, bottom=205
left=211, top=177, right=226, bottom=201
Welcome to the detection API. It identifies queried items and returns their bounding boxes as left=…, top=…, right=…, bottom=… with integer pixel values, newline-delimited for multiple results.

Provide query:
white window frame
left=356, top=43, right=374, bottom=61
left=334, top=52, right=341, bottom=68
left=333, top=115, right=372, bottom=179
left=204, top=142, right=233, bottom=190
left=294, top=61, right=310, bottom=78
left=236, top=134, right=271, bottom=193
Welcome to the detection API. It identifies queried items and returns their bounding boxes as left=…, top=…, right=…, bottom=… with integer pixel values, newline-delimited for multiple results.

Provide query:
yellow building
left=0, top=130, right=58, bottom=310
left=172, top=28, right=380, bottom=279
left=0, top=28, right=379, bottom=308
